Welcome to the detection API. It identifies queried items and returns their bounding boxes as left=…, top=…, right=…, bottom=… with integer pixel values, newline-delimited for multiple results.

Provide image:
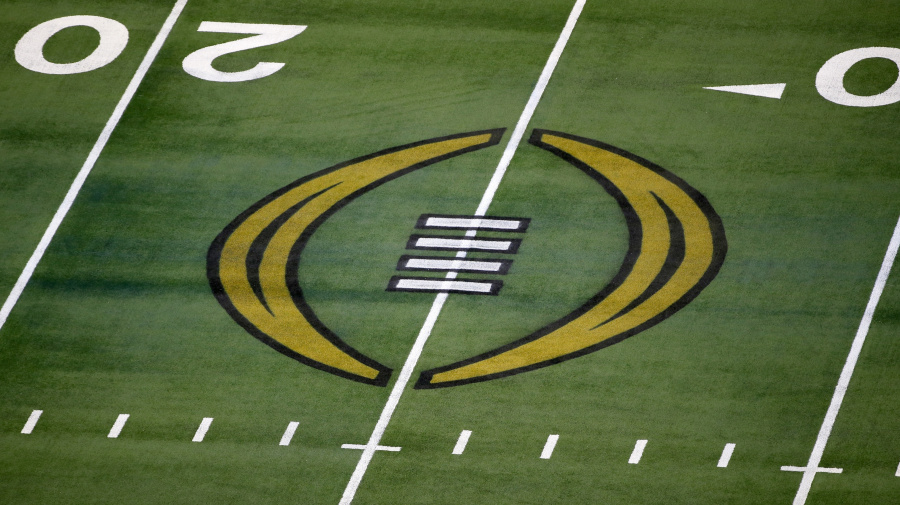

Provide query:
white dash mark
left=0, top=0, right=190, bottom=335
left=540, top=434, right=559, bottom=460
left=192, top=417, right=213, bottom=442
left=423, top=217, right=524, bottom=231
left=895, top=461, right=900, bottom=477
left=784, top=214, right=900, bottom=505
left=341, top=444, right=401, bottom=452
left=629, top=439, right=648, bottom=464
left=338, top=1, right=586, bottom=503
left=452, top=430, right=472, bottom=455
left=108, top=414, right=130, bottom=438
left=21, top=410, right=42, bottom=434
left=280, top=421, right=299, bottom=446
left=718, top=443, right=736, bottom=468
left=703, top=83, right=786, bottom=99
left=414, top=237, right=514, bottom=252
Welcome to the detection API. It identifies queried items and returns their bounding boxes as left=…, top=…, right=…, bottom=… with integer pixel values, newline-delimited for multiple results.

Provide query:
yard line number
left=14, top=15, right=305, bottom=82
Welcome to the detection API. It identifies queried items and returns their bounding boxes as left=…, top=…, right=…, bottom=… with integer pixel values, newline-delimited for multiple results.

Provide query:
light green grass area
left=1, top=0, right=899, bottom=503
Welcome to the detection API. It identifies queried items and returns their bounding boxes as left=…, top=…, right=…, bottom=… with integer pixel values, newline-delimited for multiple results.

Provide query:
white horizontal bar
left=394, top=278, right=494, bottom=293
left=403, top=258, right=504, bottom=272
left=341, top=444, right=401, bottom=452
left=424, top=217, right=524, bottom=230
left=415, top=237, right=513, bottom=251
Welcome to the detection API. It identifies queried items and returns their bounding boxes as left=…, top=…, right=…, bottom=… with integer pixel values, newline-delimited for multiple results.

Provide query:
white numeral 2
left=182, top=22, right=306, bottom=82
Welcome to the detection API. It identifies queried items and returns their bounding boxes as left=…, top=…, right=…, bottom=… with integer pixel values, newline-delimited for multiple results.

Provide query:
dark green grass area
left=1, top=0, right=900, bottom=503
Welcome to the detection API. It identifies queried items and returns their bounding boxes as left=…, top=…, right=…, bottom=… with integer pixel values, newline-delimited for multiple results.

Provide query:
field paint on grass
left=108, top=414, right=129, bottom=438
left=192, top=417, right=213, bottom=442
left=452, top=430, right=472, bottom=455
left=629, top=440, right=647, bottom=464
left=783, top=214, right=900, bottom=505
left=895, top=462, right=900, bottom=477
left=540, top=435, right=559, bottom=459
left=280, top=421, right=299, bottom=446
left=338, top=2, right=586, bottom=503
left=21, top=410, right=42, bottom=434
left=0, top=0, right=189, bottom=335
left=718, top=443, right=736, bottom=468
left=341, top=444, right=402, bottom=452
left=703, top=83, right=786, bottom=99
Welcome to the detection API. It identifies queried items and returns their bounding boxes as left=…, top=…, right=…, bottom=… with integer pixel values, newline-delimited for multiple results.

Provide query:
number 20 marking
left=14, top=15, right=305, bottom=82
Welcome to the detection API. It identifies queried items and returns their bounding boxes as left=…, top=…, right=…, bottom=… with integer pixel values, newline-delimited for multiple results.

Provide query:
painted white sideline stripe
left=540, top=434, right=559, bottom=459
left=718, top=443, right=736, bottom=468
left=393, top=279, right=495, bottom=294
left=452, top=430, right=472, bottom=455
left=193, top=417, right=214, bottom=442
left=21, top=410, right=42, bottom=434
left=629, top=440, right=647, bottom=464
left=341, top=444, right=401, bottom=452
left=424, top=217, right=523, bottom=230
left=0, top=0, right=189, bottom=334
left=338, top=2, right=585, bottom=503
left=703, top=83, right=786, bottom=99
left=414, top=237, right=514, bottom=252
left=108, top=414, right=130, bottom=438
left=280, top=421, right=299, bottom=446
left=785, top=214, right=900, bottom=505
left=403, top=258, right=505, bottom=273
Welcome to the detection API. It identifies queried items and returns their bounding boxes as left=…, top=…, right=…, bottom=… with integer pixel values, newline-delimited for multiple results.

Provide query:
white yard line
left=717, top=443, right=736, bottom=468
left=192, top=417, right=214, bottom=442
left=337, top=2, right=586, bottom=503
left=0, top=0, right=189, bottom=334
left=107, top=414, right=130, bottom=438
left=540, top=434, right=560, bottom=459
left=280, top=421, right=300, bottom=446
left=629, top=439, right=647, bottom=464
left=20, top=410, right=43, bottom=434
left=784, top=214, right=900, bottom=505
left=452, top=430, right=472, bottom=455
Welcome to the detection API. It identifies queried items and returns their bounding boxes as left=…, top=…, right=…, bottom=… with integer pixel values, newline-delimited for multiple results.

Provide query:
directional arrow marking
left=703, top=83, right=786, bottom=99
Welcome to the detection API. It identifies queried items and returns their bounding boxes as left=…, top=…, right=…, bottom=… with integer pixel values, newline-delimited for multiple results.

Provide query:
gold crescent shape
left=415, top=129, right=727, bottom=388
left=208, top=129, right=504, bottom=386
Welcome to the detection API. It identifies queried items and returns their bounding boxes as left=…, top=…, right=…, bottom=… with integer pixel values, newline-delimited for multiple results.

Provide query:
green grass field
left=1, top=0, right=899, bottom=503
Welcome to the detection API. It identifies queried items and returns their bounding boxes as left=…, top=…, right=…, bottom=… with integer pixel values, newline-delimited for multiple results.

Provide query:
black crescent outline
left=414, top=129, right=727, bottom=389
left=208, top=128, right=506, bottom=386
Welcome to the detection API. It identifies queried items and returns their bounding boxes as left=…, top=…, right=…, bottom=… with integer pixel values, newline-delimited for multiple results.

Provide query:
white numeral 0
left=182, top=22, right=306, bottom=82
left=15, top=15, right=129, bottom=74
left=816, top=47, right=900, bottom=107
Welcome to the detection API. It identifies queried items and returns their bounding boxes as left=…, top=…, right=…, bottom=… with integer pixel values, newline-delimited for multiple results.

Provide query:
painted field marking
left=388, top=277, right=500, bottom=295
left=338, top=2, right=586, bottom=503
left=192, top=417, right=214, bottom=442
left=280, top=421, right=300, bottom=446
left=718, top=443, right=736, bottom=468
left=540, top=434, right=560, bottom=460
left=398, top=257, right=509, bottom=274
left=704, top=83, right=786, bottom=99
left=107, top=414, right=130, bottom=438
left=0, top=0, right=189, bottom=335
left=21, top=410, right=43, bottom=434
left=782, top=214, right=900, bottom=505
left=409, top=236, right=520, bottom=253
left=452, top=430, right=472, bottom=455
left=629, top=440, right=648, bottom=464
left=341, top=444, right=401, bottom=452
left=417, top=215, right=529, bottom=232
left=895, top=461, right=900, bottom=477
